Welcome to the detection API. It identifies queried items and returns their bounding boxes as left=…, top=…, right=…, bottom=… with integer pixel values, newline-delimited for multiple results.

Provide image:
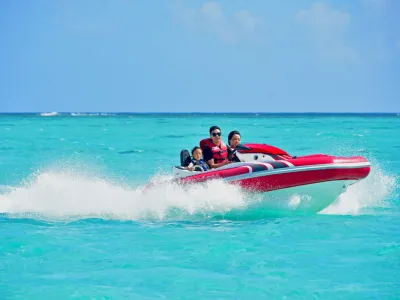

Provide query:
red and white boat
left=172, top=143, right=371, bottom=212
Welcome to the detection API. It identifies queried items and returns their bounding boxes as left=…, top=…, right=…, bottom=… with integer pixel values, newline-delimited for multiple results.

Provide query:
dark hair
left=209, top=126, right=221, bottom=134
left=191, top=146, right=201, bottom=155
left=228, top=130, right=241, bottom=145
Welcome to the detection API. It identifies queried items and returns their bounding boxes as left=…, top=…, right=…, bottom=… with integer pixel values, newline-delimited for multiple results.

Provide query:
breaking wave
left=40, top=112, right=59, bottom=117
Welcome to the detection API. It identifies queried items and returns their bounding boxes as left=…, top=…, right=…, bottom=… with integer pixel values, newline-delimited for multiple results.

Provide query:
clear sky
left=0, top=0, right=399, bottom=113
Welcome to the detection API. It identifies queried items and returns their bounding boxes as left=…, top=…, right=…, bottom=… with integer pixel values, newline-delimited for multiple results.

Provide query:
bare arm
left=206, top=158, right=231, bottom=169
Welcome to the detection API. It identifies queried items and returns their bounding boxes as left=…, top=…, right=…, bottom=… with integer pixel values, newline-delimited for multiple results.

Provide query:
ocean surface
left=0, top=113, right=399, bottom=299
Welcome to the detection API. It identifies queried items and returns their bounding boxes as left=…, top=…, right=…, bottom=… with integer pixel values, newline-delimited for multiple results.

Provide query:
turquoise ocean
left=0, top=113, right=399, bottom=299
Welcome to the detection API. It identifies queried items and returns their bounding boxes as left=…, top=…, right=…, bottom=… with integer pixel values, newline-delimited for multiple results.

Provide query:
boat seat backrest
left=180, top=149, right=191, bottom=167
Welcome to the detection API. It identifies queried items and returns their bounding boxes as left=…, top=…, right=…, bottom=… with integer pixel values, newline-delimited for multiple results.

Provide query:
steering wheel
left=194, top=165, right=204, bottom=172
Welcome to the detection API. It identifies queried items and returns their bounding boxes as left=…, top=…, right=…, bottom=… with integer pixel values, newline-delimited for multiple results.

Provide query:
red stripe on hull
left=233, top=167, right=371, bottom=192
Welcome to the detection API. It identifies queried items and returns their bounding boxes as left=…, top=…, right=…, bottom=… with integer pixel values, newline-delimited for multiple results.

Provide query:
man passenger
left=202, top=126, right=232, bottom=169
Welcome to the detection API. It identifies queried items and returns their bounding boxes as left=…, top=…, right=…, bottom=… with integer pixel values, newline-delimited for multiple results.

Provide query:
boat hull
left=227, top=163, right=371, bottom=193
left=220, top=179, right=355, bottom=218
left=175, top=161, right=371, bottom=192
left=170, top=143, right=371, bottom=214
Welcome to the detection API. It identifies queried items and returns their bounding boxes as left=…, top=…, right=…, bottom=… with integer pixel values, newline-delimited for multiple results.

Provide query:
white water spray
left=0, top=170, right=248, bottom=221
left=320, top=164, right=398, bottom=215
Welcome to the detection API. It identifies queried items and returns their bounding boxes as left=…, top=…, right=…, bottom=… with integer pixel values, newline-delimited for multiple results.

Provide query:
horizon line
left=0, top=111, right=399, bottom=114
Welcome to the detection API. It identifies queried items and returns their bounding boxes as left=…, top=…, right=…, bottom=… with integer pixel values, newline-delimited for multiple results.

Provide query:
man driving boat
left=201, top=126, right=232, bottom=169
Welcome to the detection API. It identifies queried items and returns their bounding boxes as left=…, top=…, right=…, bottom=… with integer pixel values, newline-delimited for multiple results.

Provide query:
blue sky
left=0, top=0, right=399, bottom=112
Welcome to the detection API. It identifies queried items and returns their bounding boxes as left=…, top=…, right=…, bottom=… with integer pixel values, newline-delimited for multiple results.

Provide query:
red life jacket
left=200, top=138, right=228, bottom=164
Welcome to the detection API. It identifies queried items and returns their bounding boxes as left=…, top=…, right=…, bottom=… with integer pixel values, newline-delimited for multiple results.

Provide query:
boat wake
left=0, top=164, right=397, bottom=222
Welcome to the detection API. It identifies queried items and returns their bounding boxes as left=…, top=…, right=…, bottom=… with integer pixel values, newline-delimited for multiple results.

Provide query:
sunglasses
left=211, top=132, right=221, bottom=137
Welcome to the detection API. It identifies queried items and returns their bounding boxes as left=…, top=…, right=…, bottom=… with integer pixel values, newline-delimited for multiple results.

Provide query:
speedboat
left=172, top=142, right=371, bottom=212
